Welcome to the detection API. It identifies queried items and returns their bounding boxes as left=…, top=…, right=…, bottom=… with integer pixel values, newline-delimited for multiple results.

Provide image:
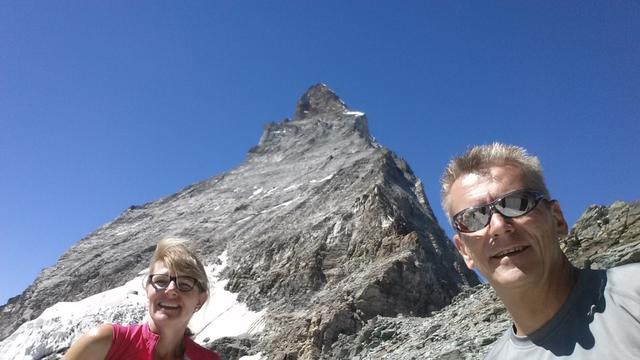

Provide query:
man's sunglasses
left=148, top=274, right=200, bottom=292
left=452, top=189, right=550, bottom=233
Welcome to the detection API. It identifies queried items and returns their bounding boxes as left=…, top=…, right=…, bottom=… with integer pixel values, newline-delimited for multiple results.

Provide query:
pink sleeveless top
left=105, top=323, right=221, bottom=360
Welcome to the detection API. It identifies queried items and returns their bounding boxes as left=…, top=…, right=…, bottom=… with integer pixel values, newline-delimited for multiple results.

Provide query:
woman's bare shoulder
left=63, top=324, right=113, bottom=359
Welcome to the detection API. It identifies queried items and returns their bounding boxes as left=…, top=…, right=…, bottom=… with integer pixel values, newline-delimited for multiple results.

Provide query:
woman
left=64, top=238, right=221, bottom=360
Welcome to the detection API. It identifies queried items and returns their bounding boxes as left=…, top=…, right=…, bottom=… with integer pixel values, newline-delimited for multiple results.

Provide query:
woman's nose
left=164, top=279, right=179, bottom=293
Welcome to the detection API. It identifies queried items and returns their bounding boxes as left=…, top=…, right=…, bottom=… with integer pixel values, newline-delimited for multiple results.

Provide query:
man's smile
left=490, top=245, right=530, bottom=259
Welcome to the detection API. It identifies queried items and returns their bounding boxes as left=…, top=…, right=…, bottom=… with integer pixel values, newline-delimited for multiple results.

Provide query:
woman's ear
left=197, top=292, right=208, bottom=310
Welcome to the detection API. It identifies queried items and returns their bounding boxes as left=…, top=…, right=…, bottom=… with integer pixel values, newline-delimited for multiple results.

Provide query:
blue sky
left=1, top=1, right=639, bottom=305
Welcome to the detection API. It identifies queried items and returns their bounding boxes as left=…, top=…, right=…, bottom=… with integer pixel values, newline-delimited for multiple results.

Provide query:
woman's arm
left=63, top=324, right=113, bottom=360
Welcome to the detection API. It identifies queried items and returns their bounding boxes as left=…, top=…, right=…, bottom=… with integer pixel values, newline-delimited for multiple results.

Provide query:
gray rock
left=293, top=83, right=348, bottom=120
left=209, top=336, right=257, bottom=359
left=560, top=201, right=640, bottom=269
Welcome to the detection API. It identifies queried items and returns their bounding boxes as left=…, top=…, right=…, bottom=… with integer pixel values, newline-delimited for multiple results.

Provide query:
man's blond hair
left=440, top=143, right=550, bottom=221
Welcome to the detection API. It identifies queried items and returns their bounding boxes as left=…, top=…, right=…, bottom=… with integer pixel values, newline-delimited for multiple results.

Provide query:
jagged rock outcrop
left=324, top=201, right=640, bottom=359
left=0, top=84, right=478, bottom=359
left=561, top=201, right=640, bottom=269
left=293, top=84, right=348, bottom=120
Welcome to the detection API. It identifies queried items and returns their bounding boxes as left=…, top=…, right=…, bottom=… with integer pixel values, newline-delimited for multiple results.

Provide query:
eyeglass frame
left=147, top=273, right=202, bottom=292
left=452, top=188, right=552, bottom=233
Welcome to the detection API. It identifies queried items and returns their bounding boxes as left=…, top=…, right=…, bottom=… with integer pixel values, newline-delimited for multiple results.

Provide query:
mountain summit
left=293, top=83, right=349, bottom=120
left=0, top=85, right=478, bottom=359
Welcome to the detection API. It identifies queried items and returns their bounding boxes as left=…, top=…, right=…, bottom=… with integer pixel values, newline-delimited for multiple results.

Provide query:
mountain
left=0, top=84, right=478, bottom=359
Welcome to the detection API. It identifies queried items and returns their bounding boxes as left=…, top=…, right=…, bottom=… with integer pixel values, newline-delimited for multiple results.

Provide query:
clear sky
left=1, top=1, right=639, bottom=306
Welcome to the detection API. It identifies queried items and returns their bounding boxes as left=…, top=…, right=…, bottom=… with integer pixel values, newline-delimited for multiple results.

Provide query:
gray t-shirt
left=485, top=263, right=640, bottom=359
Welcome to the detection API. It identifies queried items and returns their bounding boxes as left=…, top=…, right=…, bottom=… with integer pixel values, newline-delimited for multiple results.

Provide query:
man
left=440, top=143, right=640, bottom=359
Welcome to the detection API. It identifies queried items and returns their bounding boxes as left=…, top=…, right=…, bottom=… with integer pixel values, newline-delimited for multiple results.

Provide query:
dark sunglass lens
left=454, top=190, right=544, bottom=233
left=498, top=193, right=534, bottom=217
left=457, top=207, right=491, bottom=232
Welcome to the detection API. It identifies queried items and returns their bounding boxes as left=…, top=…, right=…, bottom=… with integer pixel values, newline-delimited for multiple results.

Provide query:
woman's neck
left=148, top=320, right=187, bottom=359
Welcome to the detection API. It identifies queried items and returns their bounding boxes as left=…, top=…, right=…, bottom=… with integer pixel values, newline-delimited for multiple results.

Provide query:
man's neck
left=496, top=258, right=578, bottom=336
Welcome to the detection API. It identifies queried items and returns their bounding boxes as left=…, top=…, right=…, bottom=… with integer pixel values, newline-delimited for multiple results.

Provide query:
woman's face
left=146, top=260, right=207, bottom=332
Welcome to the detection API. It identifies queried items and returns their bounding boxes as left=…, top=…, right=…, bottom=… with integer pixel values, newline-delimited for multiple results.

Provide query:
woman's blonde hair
left=440, top=143, right=550, bottom=221
left=147, top=237, right=209, bottom=294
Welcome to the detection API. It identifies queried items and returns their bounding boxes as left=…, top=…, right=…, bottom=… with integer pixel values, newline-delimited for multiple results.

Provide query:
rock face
left=324, top=201, right=640, bottom=359
left=0, top=84, right=478, bottom=359
left=293, top=84, right=348, bottom=120
left=561, top=201, right=640, bottom=269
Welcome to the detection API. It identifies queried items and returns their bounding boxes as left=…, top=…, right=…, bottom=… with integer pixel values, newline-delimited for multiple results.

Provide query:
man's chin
left=488, top=266, right=532, bottom=288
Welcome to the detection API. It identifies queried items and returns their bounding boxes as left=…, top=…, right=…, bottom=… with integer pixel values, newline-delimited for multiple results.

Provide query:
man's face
left=449, top=164, right=568, bottom=291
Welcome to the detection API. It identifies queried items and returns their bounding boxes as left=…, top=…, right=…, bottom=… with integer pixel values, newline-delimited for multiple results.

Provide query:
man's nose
left=489, top=210, right=513, bottom=237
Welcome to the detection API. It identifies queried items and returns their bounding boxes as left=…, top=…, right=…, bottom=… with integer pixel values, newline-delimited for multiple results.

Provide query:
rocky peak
left=293, top=83, right=348, bottom=120
left=251, top=84, right=370, bottom=159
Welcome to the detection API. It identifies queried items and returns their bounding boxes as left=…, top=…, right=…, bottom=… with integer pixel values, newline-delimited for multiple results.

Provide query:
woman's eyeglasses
left=452, top=189, right=550, bottom=233
left=148, top=274, right=199, bottom=292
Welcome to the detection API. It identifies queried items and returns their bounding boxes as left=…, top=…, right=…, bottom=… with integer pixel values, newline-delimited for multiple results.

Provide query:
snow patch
left=192, top=251, right=265, bottom=343
left=283, top=183, right=300, bottom=191
left=261, top=196, right=302, bottom=213
left=248, top=187, right=263, bottom=200
left=0, top=275, right=147, bottom=360
left=235, top=216, right=254, bottom=224
left=381, top=215, right=393, bottom=228
left=310, top=174, right=334, bottom=184
left=240, top=353, right=264, bottom=360
left=344, top=110, right=365, bottom=116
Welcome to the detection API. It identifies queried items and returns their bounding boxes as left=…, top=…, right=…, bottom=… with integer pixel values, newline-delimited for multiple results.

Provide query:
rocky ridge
left=561, top=201, right=640, bottom=269
left=0, top=84, right=478, bottom=359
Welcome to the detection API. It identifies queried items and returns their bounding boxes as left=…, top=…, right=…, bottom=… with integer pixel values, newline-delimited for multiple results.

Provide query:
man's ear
left=454, top=233, right=475, bottom=270
left=550, top=201, right=569, bottom=237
